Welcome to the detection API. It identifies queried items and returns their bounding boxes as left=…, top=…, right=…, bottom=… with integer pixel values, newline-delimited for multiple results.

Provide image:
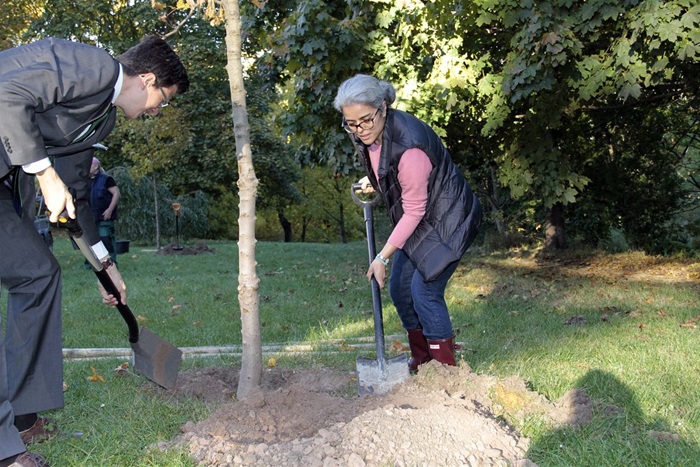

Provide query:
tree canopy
left=7, top=0, right=700, bottom=252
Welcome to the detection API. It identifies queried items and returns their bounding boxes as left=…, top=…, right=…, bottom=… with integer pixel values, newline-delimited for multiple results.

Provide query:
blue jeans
left=388, top=249, right=460, bottom=341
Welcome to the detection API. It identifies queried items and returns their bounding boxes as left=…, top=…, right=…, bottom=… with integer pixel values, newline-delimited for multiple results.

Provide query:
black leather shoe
left=9, top=451, right=49, bottom=467
left=19, top=417, right=57, bottom=445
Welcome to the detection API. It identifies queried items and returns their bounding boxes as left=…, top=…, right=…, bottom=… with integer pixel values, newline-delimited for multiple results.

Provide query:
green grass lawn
left=4, top=235, right=700, bottom=465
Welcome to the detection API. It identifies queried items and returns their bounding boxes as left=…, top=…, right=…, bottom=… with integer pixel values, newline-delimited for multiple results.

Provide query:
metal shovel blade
left=131, top=327, right=183, bottom=389
left=356, top=353, right=409, bottom=396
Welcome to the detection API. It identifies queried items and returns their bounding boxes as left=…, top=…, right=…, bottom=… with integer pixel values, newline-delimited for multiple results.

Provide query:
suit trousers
left=0, top=180, right=64, bottom=459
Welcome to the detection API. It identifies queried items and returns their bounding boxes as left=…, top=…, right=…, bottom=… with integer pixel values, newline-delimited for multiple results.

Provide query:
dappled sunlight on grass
left=307, top=317, right=374, bottom=341
left=305, top=305, right=405, bottom=343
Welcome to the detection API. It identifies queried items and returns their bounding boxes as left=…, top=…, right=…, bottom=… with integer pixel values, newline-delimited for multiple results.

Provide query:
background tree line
left=3, top=0, right=699, bottom=254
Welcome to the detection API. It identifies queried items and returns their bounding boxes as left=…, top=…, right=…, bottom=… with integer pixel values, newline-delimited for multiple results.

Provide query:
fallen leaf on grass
left=679, top=316, right=699, bottom=328
left=87, top=366, right=105, bottom=383
left=391, top=340, right=407, bottom=352
left=136, top=315, right=148, bottom=325
left=113, top=362, right=132, bottom=376
left=267, top=357, right=277, bottom=368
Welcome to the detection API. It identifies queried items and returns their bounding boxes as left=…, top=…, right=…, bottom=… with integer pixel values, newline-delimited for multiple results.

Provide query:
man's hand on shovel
left=99, top=263, right=127, bottom=306
left=55, top=186, right=127, bottom=307
left=36, top=166, right=74, bottom=223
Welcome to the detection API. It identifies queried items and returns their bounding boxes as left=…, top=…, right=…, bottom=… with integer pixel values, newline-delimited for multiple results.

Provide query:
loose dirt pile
left=158, top=361, right=594, bottom=466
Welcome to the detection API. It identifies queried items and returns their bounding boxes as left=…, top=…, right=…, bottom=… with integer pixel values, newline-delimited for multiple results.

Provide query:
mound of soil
left=157, top=361, right=594, bottom=466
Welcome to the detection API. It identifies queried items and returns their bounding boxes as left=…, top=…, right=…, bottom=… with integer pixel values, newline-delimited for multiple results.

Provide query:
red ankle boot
left=427, top=336, right=456, bottom=366
left=406, top=329, right=431, bottom=373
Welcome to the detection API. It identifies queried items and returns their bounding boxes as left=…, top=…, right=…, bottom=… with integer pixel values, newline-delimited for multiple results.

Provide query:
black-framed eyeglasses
left=341, top=108, right=381, bottom=134
left=158, top=87, right=170, bottom=108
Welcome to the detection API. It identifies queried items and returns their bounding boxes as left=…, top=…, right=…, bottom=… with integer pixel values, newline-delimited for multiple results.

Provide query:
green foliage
left=206, top=187, right=239, bottom=240
left=261, top=0, right=371, bottom=172
left=23, top=0, right=163, bottom=49
left=16, top=0, right=700, bottom=253
left=110, top=166, right=211, bottom=243
left=0, top=0, right=45, bottom=50
left=284, top=167, right=368, bottom=243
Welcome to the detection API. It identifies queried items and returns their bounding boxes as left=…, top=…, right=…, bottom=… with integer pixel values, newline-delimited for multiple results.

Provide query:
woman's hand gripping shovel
left=56, top=193, right=182, bottom=389
left=351, top=184, right=409, bottom=396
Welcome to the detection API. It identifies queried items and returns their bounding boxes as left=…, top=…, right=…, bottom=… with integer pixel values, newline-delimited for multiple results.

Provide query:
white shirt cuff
left=22, top=158, right=52, bottom=174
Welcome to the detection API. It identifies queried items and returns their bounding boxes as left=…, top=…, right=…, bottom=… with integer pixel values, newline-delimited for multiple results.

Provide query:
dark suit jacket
left=0, top=38, right=120, bottom=244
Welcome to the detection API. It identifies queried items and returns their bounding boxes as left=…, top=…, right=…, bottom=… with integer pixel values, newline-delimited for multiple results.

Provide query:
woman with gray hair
left=334, top=74, right=482, bottom=371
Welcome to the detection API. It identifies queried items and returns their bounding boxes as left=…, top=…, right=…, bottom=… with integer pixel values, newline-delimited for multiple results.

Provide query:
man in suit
left=0, top=36, right=189, bottom=467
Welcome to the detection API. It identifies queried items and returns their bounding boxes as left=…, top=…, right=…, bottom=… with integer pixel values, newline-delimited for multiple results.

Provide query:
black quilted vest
left=351, top=108, right=482, bottom=280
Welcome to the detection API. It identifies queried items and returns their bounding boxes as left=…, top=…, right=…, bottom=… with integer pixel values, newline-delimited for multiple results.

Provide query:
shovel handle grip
left=351, top=183, right=382, bottom=207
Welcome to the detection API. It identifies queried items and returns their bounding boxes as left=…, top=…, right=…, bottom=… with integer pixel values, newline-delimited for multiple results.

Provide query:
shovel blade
left=356, top=353, right=409, bottom=396
left=131, top=327, right=183, bottom=389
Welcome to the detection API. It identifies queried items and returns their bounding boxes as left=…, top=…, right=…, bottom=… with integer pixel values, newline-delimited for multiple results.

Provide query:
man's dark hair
left=116, top=35, right=190, bottom=94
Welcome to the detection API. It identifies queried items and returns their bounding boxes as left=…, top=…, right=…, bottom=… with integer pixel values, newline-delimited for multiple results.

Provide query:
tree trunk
left=544, top=202, right=567, bottom=250
left=487, top=163, right=507, bottom=235
left=278, top=209, right=292, bottom=242
left=338, top=201, right=347, bottom=243
left=223, top=0, right=262, bottom=400
left=301, top=216, right=308, bottom=242
left=153, top=175, right=161, bottom=250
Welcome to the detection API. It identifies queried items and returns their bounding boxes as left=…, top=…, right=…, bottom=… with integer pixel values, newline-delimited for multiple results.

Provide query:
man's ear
left=139, top=72, right=157, bottom=87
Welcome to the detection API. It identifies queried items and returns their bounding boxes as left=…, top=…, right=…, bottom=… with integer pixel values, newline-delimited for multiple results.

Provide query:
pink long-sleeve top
left=369, top=143, right=431, bottom=249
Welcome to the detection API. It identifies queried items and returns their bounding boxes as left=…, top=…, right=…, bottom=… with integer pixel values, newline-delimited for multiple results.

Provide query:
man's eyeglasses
left=341, top=108, right=381, bottom=133
left=158, top=87, right=170, bottom=108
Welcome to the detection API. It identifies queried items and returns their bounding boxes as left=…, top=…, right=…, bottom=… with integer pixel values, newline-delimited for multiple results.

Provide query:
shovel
left=56, top=209, right=182, bottom=389
left=351, top=184, right=409, bottom=396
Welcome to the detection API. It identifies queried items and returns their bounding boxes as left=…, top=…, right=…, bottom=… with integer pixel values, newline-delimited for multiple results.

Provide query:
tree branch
left=162, top=6, right=197, bottom=39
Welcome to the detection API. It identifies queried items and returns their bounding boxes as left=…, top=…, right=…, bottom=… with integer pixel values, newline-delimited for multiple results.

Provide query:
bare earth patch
left=155, top=360, right=595, bottom=466
left=156, top=242, right=215, bottom=256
